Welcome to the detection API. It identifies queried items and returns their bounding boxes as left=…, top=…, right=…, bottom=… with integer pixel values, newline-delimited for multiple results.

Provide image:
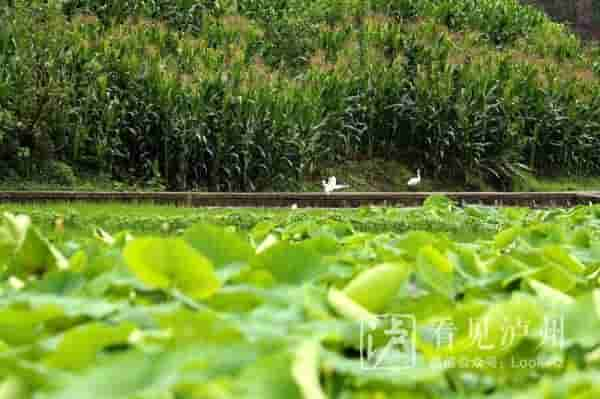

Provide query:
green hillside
left=1, top=0, right=600, bottom=191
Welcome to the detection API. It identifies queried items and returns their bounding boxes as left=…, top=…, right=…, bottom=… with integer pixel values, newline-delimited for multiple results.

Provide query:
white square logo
left=360, top=314, right=417, bottom=370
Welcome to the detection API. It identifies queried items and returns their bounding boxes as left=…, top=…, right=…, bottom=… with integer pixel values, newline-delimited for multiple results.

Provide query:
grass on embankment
left=303, top=160, right=600, bottom=192
left=4, top=160, right=600, bottom=193
left=512, top=173, right=600, bottom=192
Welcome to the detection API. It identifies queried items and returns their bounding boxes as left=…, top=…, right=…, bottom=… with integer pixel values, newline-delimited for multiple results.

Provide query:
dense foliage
left=0, top=199, right=527, bottom=238
left=1, top=0, right=599, bottom=190
left=3, top=197, right=600, bottom=397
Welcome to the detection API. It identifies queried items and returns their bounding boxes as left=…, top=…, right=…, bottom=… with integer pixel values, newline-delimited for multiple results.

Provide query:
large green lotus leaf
left=300, top=284, right=333, bottom=321
left=280, top=220, right=322, bottom=241
left=511, top=371, right=600, bottom=399
left=571, top=240, right=600, bottom=265
left=563, top=290, right=600, bottom=348
left=0, top=293, right=123, bottom=319
left=0, top=306, right=64, bottom=345
left=531, top=264, right=577, bottom=294
left=301, top=235, right=338, bottom=256
left=250, top=221, right=279, bottom=244
left=321, top=220, right=354, bottom=238
left=387, top=293, right=457, bottom=325
left=335, top=388, right=430, bottom=399
left=447, top=244, right=483, bottom=278
left=123, top=237, right=220, bottom=299
left=175, top=346, right=266, bottom=397
left=40, top=344, right=264, bottom=399
left=0, top=348, right=65, bottom=392
left=343, top=262, right=410, bottom=312
left=372, top=240, right=407, bottom=263
left=205, top=285, right=267, bottom=313
left=418, top=299, right=488, bottom=359
left=39, top=350, right=182, bottom=399
left=494, top=227, right=522, bottom=249
left=0, top=213, right=67, bottom=275
left=184, top=224, right=254, bottom=269
left=251, top=238, right=328, bottom=284
left=0, top=213, right=29, bottom=263
left=527, top=279, right=575, bottom=309
left=0, top=293, right=126, bottom=345
left=542, top=245, right=585, bottom=274
left=487, top=254, right=532, bottom=279
left=339, top=232, right=373, bottom=247
left=395, top=231, right=444, bottom=260
left=0, top=376, right=28, bottom=399
left=500, top=207, right=529, bottom=222
left=72, top=241, right=124, bottom=278
left=13, top=227, right=68, bottom=275
left=43, top=322, right=136, bottom=370
left=448, top=294, right=544, bottom=359
left=83, top=267, right=151, bottom=300
left=321, top=349, right=447, bottom=389
left=232, top=350, right=303, bottom=399
left=153, top=306, right=243, bottom=345
left=236, top=299, right=309, bottom=344
left=510, top=247, right=578, bottom=292
left=488, top=338, right=560, bottom=384
left=416, top=245, right=454, bottom=299
left=447, top=300, right=489, bottom=337
left=29, top=271, right=86, bottom=296
left=522, top=224, right=565, bottom=247
left=206, top=284, right=304, bottom=316
left=570, top=228, right=592, bottom=248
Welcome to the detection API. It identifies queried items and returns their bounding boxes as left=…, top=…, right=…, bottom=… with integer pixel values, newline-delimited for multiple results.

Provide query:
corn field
left=1, top=0, right=599, bottom=190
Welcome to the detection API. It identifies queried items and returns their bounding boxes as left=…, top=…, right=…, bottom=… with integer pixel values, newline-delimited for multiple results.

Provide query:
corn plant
left=3, top=0, right=600, bottom=190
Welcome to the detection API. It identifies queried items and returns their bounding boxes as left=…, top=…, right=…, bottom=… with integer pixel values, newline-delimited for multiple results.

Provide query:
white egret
left=322, top=176, right=349, bottom=194
left=407, top=169, right=421, bottom=188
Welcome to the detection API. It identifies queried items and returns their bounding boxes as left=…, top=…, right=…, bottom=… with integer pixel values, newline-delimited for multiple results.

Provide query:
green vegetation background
left=2, top=0, right=600, bottom=191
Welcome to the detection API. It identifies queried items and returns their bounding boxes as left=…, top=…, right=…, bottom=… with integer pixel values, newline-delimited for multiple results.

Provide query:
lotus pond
left=2, top=197, right=600, bottom=398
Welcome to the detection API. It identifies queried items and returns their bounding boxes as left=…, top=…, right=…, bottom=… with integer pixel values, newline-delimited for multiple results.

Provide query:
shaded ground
left=524, top=0, right=600, bottom=40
